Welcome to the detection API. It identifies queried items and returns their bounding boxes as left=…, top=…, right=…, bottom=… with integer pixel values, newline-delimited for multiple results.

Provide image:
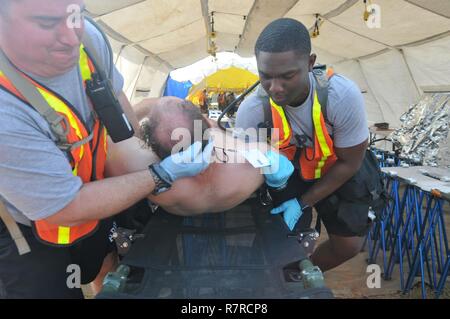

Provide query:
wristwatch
left=148, top=164, right=172, bottom=195
left=298, top=198, right=311, bottom=211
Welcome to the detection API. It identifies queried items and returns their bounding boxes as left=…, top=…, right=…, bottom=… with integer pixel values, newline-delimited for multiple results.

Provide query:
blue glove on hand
left=262, top=151, right=294, bottom=188
left=159, top=139, right=214, bottom=182
left=271, top=198, right=303, bottom=231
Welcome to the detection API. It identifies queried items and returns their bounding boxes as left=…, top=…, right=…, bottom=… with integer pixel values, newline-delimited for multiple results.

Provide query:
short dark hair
left=141, top=100, right=210, bottom=159
left=254, top=18, right=311, bottom=56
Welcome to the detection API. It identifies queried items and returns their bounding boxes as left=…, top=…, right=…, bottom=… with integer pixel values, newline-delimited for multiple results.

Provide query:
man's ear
left=308, top=54, right=317, bottom=72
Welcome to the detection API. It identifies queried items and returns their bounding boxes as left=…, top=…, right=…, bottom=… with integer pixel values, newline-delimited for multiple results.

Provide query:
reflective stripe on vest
left=0, top=45, right=107, bottom=246
left=270, top=90, right=337, bottom=180
left=270, top=101, right=292, bottom=148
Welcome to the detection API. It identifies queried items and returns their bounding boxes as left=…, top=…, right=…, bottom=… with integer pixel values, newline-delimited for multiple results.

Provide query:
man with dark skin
left=236, top=18, right=374, bottom=271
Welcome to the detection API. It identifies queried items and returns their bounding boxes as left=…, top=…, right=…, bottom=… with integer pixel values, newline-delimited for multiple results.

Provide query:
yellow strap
left=103, top=128, right=108, bottom=153
left=312, top=91, right=331, bottom=157
left=37, top=89, right=84, bottom=138
left=73, top=163, right=79, bottom=176
left=79, top=45, right=93, bottom=82
left=37, top=88, right=86, bottom=164
left=270, top=98, right=291, bottom=147
left=34, top=47, right=94, bottom=163
left=314, top=168, right=321, bottom=179
left=58, top=226, right=71, bottom=245
left=314, top=156, right=328, bottom=179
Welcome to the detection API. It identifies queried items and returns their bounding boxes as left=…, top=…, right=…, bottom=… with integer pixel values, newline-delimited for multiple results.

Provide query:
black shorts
left=286, top=171, right=374, bottom=238
left=0, top=217, right=116, bottom=299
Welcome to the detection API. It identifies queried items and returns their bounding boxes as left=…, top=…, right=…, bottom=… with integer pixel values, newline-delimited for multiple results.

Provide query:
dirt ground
left=323, top=248, right=450, bottom=299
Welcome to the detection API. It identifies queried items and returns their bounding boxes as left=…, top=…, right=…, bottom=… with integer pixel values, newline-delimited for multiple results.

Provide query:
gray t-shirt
left=0, top=21, right=124, bottom=226
left=235, top=73, right=369, bottom=148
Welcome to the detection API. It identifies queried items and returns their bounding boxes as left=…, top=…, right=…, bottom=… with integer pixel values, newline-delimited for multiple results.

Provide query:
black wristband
left=298, top=199, right=310, bottom=211
left=268, top=184, right=299, bottom=208
left=267, top=181, right=288, bottom=192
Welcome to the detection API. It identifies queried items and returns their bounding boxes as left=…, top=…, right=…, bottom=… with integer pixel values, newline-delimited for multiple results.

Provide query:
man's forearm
left=45, top=170, right=155, bottom=226
left=300, top=160, right=358, bottom=207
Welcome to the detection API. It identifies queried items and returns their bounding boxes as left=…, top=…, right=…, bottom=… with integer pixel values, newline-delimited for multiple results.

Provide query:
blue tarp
left=163, top=75, right=192, bottom=99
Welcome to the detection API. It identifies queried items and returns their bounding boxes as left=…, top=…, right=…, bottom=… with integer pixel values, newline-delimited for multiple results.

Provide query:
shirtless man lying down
left=105, top=97, right=296, bottom=226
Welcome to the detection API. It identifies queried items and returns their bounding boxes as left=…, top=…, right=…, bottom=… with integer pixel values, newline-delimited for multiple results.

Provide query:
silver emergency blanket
left=391, top=93, right=450, bottom=167
left=438, top=133, right=450, bottom=168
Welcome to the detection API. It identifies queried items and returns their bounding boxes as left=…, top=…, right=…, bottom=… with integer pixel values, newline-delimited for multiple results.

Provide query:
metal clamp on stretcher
left=112, top=227, right=145, bottom=256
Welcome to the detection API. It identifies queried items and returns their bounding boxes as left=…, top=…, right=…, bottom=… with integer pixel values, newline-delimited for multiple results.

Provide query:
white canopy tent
left=85, top=0, right=450, bottom=127
left=170, top=52, right=258, bottom=85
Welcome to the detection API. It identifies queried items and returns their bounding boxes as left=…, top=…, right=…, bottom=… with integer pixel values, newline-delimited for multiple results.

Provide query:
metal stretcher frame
left=97, top=198, right=333, bottom=299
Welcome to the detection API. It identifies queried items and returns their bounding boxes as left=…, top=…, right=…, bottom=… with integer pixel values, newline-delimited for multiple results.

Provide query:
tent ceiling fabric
left=85, top=0, right=450, bottom=125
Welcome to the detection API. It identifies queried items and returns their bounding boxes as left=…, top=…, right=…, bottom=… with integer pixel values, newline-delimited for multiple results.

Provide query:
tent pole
left=130, top=56, right=147, bottom=103
left=218, top=80, right=260, bottom=131
left=357, top=59, right=388, bottom=123
left=398, top=48, right=422, bottom=97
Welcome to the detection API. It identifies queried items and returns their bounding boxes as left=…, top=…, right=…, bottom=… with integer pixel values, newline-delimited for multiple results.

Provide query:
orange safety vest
left=270, top=77, right=337, bottom=181
left=0, top=45, right=107, bottom=246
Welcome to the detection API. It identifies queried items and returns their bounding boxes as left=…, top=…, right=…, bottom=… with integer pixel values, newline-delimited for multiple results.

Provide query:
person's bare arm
left=150, top=129, right=272, bottom=215
left=44, top=137, right=157, bottom=227
left=44, top=170, right=155, bottom=227
left=300, top=139, right=368, bottom=207
left=103, top=130, right=267, bottom=215
left=148, top=162, right=264, bottom=215
left=102, top=135, right=217, bottom=214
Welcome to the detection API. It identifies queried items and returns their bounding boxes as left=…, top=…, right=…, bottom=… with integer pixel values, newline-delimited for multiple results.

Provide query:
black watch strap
left=148, top=164, right=172, bottom=195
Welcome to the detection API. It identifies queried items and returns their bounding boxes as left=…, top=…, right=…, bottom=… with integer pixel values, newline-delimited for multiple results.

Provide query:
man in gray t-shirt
left=0, top=0, right=214, bottom=298
left=236, top=18, right=381, bottom=273
left=236, top=73, right=369, bottom=149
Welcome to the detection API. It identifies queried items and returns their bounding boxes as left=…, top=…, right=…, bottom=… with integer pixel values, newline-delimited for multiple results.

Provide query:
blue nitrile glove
left=159, top=139, right=214, bottom=182
left=262, top=151, right=294, bottom=188
left=271, top=198, right=303, bottom=231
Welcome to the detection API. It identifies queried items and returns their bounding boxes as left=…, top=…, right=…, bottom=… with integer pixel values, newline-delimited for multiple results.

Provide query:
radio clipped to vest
left=86, top=72, right=134, bottom=143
